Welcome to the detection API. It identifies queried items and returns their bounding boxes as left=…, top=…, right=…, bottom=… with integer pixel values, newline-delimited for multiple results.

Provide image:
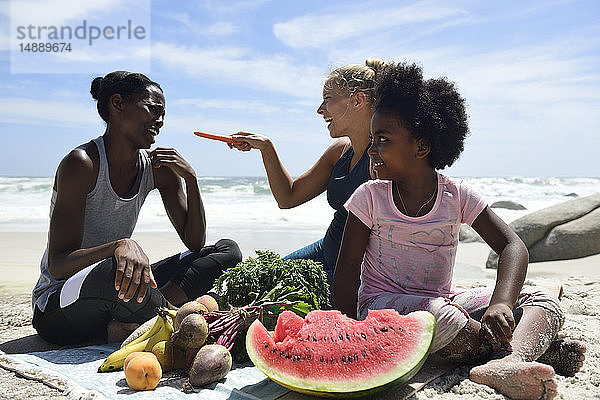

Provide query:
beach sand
left=0, top=231, right=599, bottom=399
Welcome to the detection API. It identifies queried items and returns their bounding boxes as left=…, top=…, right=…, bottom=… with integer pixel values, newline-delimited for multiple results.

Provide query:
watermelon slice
left=246, top=309, right=435, bottom=398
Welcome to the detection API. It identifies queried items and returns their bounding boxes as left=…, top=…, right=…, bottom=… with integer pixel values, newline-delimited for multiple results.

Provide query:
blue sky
left=0, top=0, right=599, bottom=177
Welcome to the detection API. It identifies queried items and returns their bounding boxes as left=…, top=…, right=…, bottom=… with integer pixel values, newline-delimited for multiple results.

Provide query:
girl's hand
left=480, top=303, right=515, bottom=350
left=150, top=147, right=197, bottom=182
left=229, top=131, right=271, bottom=151
left=113, top=239, right=157, bottom=303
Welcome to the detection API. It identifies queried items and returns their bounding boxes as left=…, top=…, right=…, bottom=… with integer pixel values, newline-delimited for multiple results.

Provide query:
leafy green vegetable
left=212, top=250, right=330, bottom=312
left=206, top=250, right=330, bottom=362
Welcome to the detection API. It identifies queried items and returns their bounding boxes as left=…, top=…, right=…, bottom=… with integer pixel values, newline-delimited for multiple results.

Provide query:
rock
left=565, top=193, right=579, bottom=198
left=459, top=225, right=484, bottom=243
left=490, top=200, right=527, bottom=210
left=529, top=206, right=600, bottom=262
left=486, top=193, right=600, bottom=268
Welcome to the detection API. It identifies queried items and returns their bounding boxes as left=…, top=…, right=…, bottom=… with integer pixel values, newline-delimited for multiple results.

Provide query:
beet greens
left=206, top=250, right=330, bottom=361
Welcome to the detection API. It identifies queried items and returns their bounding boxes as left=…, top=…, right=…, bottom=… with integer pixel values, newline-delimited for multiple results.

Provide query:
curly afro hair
left=372, top=62, right=469, bottom=170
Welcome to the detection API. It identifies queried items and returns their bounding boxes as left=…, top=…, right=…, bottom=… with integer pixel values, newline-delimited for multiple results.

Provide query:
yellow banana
left=144, top=314, right=174, bottom=351
left=120, top=315, right=161, bottom=349
left=98, top=337, right=150, bottom=372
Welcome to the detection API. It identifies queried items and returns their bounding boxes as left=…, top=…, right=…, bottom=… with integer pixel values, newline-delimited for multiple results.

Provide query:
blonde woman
left=231, top=59, right=383, bottom=295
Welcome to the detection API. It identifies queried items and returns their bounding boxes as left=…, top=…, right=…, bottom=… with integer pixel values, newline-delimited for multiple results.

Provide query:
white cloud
left=201, top=0, right=272, bottom=14
left=174, top=98, right=282, bottom=114
left=9, top=0, right=130, bottom=26
left=151, top=42, right=324, bottom=99
left=204, top=22, right=239, bottom=36
left=0, top=97, right=98, bottom=128
left=273, top=1, right=468, bottom=49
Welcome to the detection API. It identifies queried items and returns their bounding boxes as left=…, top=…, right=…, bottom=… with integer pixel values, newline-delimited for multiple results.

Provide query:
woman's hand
left=229, top=131, right=272, bottom=151
left=480, top=302, right=515, bottom=350
left=113, top=238, right=157, bottom=303
left=150, top=147, right=196, bottom=183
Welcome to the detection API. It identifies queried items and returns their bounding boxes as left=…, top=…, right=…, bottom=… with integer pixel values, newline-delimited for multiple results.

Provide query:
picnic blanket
left=0, top=344, right=454, bottom=400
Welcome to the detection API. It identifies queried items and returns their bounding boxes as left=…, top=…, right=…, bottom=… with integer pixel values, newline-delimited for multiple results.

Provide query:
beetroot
left=171, top=313, right=209, bottom=349
left=186, top=344, right=232, bottom=388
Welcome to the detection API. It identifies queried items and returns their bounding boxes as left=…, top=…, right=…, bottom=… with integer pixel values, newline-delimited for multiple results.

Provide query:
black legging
left=32, top=239, right=241, bottom=345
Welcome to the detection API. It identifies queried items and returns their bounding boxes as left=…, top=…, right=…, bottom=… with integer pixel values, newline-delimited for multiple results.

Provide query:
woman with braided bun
left=32, top=71, right=241, bottom=345
left=230, top=59, right=384, bottom=295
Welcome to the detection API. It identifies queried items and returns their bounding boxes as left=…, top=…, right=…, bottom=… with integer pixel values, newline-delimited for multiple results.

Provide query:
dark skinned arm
left=151, top=147, right=206, bottom=251
left=47, top=149, right=156, bottom=303
left=471, top=206, right=529, bottom=348
left=333, top=212, right=370, bottom=319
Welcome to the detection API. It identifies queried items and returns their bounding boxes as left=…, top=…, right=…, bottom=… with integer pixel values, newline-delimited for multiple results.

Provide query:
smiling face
left=368, top=110, right=421, bottom=180
left=316, top=80, right=352, bottom=138
left=121, top=84, right=165, bottom=148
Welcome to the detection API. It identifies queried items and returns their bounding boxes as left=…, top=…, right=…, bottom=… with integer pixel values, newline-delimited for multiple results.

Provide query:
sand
left=0, top=231, right=599, bottom=399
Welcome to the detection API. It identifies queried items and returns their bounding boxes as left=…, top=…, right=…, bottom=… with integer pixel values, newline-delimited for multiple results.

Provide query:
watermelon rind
left=246, top=310, right=436, bottom=398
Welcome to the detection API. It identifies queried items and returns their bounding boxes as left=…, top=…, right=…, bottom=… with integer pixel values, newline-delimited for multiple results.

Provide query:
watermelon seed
left=374, top=327, right=379, bottom=334
left=264, top=344, right=269, bottom=348
left=354, top=354, right=359, bottom=361
left=361, top=333, right=367, bottom=339
left=272, top=348, right=278, bottom=354
left=346, top=334, right=351, bottom=340
left=342, top=356, right=346, bottom=362
left=339, top=334, right=344, bottom=341
left=285, top=353, right=290, bottom=359
left=280, top=351, right=285, bottom=357
left=330, top=357, right=334, bottom=363
left=381, top=327, right=388, bottom=332
left=293, top=355, right=301, bottom=361
left=362, top=350, right=367, bottom=357
left=320, top=356, right=324, bottom=362
left=307, top=354, right=312, bottom=360
left=313, top=336, right=317, bottom=342
left=330, top=336, right=335, bottom=342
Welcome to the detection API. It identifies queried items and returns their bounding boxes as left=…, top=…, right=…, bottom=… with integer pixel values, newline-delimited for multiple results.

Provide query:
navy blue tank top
left=321, top=146, right=371, bottom=270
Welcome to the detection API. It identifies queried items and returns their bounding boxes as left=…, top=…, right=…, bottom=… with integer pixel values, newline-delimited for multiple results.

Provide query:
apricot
left=195, top=294, right=219, bottom=312
left=123, top=351, right=152, bottom=371
left=125, top=352, right=162, bottom=391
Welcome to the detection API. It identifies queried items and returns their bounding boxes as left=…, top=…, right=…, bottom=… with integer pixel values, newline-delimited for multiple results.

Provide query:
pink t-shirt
left=345, top=174, right=487, bottom=312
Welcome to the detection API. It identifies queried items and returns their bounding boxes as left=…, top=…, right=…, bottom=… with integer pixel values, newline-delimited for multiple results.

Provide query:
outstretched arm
left=230, top=132, right=348, bottom=208
left=151, top=147, right=206, bottom=251
left=333, top=212, right=370, bottom=319
left=472, top=206, right=529, bottom=348
left=48, top=148, right=156, bottom=303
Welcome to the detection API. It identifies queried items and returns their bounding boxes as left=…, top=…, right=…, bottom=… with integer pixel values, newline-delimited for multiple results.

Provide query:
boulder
left=486, top=193, right=600, bottom=268
left=459, top=225, right=484, bottom=243
left=490, top=200, right=527, bottom=210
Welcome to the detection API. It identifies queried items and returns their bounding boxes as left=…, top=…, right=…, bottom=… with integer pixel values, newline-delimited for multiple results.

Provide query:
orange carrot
left=194, top=131, right=235, bottom=144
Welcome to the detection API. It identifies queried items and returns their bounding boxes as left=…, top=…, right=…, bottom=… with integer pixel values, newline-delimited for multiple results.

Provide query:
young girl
left=333, top=62, right=585, bottom=400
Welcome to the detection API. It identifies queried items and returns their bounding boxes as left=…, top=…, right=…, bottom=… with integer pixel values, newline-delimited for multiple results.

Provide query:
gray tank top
left=32, top=136, right=155, bottom=311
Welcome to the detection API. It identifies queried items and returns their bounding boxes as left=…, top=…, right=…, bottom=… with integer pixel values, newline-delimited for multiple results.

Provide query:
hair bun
left=90, top=77, right=104, bottom=100
left=365, top=58, right=385, bottom=74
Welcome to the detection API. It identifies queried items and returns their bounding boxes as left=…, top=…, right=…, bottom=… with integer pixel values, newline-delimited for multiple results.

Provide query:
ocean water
left=0, top=176, right=598, bottom=237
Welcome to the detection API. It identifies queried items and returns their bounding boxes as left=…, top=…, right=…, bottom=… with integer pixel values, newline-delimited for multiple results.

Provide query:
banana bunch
left=98, top=307, right=176, bottom=372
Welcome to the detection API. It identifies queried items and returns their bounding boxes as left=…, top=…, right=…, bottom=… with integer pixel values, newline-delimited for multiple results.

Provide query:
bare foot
left=106, top=320, right=139, bottom=343
left=470, top=360, right=557, bottom=400
left=537, top=339, right=586, bottom=377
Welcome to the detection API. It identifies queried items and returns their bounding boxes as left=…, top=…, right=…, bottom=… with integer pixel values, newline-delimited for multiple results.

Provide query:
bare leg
left=470, top=306, right=561, bottom=400
left=160, top=281, right=188, bottom=307
left=436, top=318, right=492, bottom=363
left=537, top=339, right=586, bottom=377
left=106, top=320, right=139, bottom=343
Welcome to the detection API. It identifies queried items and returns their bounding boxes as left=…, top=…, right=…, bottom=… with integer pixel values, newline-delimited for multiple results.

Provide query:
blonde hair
left=324, top=58, right=385, bottom=102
